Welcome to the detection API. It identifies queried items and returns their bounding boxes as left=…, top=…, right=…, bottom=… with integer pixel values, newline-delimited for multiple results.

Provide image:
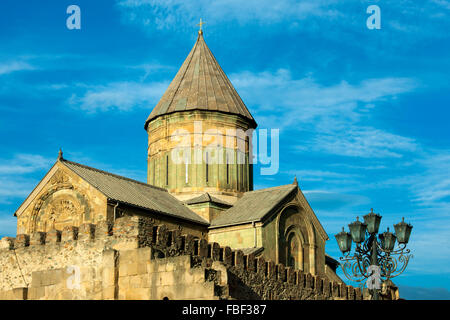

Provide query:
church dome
left=144, top=31, right=257, bottom=130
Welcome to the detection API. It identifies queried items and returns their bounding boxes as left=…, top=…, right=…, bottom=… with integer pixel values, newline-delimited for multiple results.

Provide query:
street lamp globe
left=348, top=216, right=367, bottom=244
left=394, top=217, right=413, bottom=244
left=363, top=208, right=382, bottom=234
left=379, top=227, right=397, bottom=251
left=335, top=227, right=352, bottom=253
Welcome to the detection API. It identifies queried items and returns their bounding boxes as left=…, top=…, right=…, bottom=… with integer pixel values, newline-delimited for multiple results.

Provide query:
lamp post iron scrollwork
left=334, top=209, right=413, bottom=300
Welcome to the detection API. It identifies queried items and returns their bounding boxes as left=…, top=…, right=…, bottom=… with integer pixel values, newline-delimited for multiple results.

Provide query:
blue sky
left=1, top=0, right=449, bottom=299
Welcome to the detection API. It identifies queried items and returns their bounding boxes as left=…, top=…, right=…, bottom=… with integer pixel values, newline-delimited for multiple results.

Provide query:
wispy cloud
left=117, top=0, right=341, bottom=31
left=379, top=150, right=450, bottom=207
left=0, top=154, right=52, bottom=203
left=0, top=61, right=34, bottom=75
left=231, top=69, right=418, bottom=158
left=284, top=169, right=360, bottom=182
left=0, top=154, right=52, bottom=175
left=68, top=81, right=169, bottom=112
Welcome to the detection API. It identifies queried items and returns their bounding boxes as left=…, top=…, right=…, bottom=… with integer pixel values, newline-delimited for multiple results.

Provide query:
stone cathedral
left=0, top=29, right=355, bottom=300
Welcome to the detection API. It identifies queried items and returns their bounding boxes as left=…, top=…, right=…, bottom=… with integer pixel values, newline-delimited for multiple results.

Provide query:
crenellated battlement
left=0, top=216, right=362, bottom=300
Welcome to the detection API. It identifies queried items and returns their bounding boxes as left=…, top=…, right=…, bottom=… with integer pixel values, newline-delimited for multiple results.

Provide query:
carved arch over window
left=27, top=174, right=91, bottom=233
left=276, top=204, right=317, bottom=274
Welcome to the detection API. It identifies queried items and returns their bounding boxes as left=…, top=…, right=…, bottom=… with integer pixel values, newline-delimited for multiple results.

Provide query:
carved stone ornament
left=50, top=170, right=70, bottom=185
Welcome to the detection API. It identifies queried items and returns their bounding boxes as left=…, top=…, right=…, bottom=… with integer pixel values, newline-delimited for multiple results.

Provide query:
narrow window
left=206, top=152, right=209, bottom=183
left=152, top=159, right=155, bottom=184
left=166, top=154, right=169, bottom=185
left=185, top=161, right=189, bottom=184
left=226, top=153, right=229, bottom=185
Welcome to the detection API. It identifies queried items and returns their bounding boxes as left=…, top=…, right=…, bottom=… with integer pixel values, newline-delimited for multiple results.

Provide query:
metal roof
left=144, top=31, right=257, bottom=130
left=210, top=184, right=297, bottom=227
left=61, top=160, right=209, bottom=225
left=184, top=193, right=232, bottom=207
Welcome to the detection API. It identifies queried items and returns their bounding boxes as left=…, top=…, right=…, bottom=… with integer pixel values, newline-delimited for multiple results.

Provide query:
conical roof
left=144, top=31, right=257, bottom=129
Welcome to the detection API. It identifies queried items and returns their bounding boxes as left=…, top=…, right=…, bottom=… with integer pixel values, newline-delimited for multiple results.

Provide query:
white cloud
left=231, top=69, right=418, bottom=158
left=313, top=128, right=417, bottom=158
left=117, top=0, right=341, bottom=30
left=68, top=81, right=169, bottom=112
left=0, top=154, right=52, bottom=202
left=284, top=169, right=360, bottom=182
left=381, top=151, right=450, bottom=206
left=0, top=61, right=34, bottom=75
left=0, top=154, right=52, bottom=175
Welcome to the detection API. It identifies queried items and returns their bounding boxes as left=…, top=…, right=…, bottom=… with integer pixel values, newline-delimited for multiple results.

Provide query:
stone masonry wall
left=0, top=216, right=362, bottom=300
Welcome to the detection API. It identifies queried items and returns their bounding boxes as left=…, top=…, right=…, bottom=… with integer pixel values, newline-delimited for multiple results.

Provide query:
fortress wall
left=0, top=215, right=362, bottom=300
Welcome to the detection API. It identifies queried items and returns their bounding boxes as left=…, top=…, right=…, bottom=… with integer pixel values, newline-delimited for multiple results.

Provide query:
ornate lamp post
left=334, top=209, right=413, bottom=300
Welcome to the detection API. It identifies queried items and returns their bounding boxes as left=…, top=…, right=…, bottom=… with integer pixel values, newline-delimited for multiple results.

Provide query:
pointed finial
left=197, top=18, right=206, bottom=35
left=370, top=208, right=374, bottom=213
left=293, top=176, right=298, bottom=186
left=57, top=148, right=63, bottom=161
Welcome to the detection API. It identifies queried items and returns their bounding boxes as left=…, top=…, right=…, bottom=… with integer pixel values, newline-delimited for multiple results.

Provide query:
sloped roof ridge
left=61, top=159, right=168, bottom=192
left=245, top=184, right=297, bottom=194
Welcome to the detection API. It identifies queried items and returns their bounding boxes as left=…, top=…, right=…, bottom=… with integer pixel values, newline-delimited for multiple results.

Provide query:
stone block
left=245, top=253, right=256, bottom=272
left=15, top=234, right=30, bottom=248
left=222, top=246, right=233, bottom=265
left=332, top=281, right=340, bottom=297
left=198, top=239, right=208, bottom=258
left=347, top=285, right=355, bottom=300
left=102, top=286, right=116, bottom=300
left=266, top=260, right=276, bottom=279
left=210, top=242, right=220, bottom=261
left=11, top=288, right=27, bottom=300
left=234, top=250, right=244, bottom=269
left=102, top=267, right=116, bottom=287
left=46, top=229, right=61, bottom=243
left=286, top=267, right=295, bottom=284
left=323, top=279, right=331, bottom=298
left=184, top=234, right=196, bottom=255
left=95, top=220, right=112, bottom=239
left=314, top=276, right=323, bottom=292
left=0, top=237, right=15, bottom=250
left=156, top=225, right=169, bottom=246
left=78, top=223, right=96, bottom=241
left=276, top=263, right=286, bottom=282
left=340, top=283, right=348, bottom=299
left=305, top=273, right=313, bottom=289
left=28, top=286, right=45, bottom=300
left=256, top=256, right=265, bottom=275
left=355, top=287, right=362, bottom=300
left=62, top=226, right=78, bottom=241
left=102, top=249, right=118, bottom=268
left=30, top=232, right=46, bottom=245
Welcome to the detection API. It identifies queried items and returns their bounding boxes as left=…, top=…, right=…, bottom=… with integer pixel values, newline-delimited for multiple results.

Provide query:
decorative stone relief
left=24, top=170, right=91, bottom=233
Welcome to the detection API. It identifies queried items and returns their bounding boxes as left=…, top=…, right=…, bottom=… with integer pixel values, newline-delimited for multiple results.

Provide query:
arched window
left=287, top=232, right=301, bottom=269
